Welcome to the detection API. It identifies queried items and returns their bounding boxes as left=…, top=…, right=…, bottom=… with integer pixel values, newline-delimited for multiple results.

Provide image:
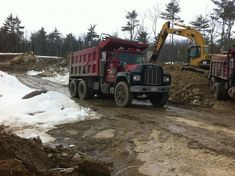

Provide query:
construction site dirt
left=15, top=73, right=235, bottom=176
left=1, top=59, right=235, bottom=176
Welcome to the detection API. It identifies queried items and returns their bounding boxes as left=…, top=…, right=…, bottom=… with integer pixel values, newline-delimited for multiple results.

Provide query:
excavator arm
left=150, top=21, right=170, bottom=62
left=150, top=21, right=207, bottom=65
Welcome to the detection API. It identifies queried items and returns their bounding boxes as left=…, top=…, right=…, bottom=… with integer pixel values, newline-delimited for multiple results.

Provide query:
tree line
left=0, top=0, right=234, bottom=61
left=0, top=14, right=100, bottom=56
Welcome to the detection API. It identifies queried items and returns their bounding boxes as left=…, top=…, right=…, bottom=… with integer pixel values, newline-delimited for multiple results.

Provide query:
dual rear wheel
left=69, top=79, right=93, bottom=99
left=209, top=77, right=227, bottom=100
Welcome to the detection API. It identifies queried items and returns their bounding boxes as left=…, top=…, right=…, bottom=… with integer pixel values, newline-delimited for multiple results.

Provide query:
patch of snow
left=42, top=72, right=69, bottom=85
left=27, top=70, right=43, bottom=76
left=0, top=52, right=23, bottom=55
left=36, top=55, right=63, bottom=59
left=0, top=71, right=98, bottom=143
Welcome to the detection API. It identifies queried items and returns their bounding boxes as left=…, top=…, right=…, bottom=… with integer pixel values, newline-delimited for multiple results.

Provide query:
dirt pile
left=0, top=54, right=69, bottom=74
left=163, top=64, right=215, bottom=106
left=0, top=127, right=110, bottom=176
left=9, top=53, right=36, bottom=65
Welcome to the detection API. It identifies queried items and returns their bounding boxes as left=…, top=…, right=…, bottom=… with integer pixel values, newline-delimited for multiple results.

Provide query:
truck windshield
left=118, top=53, right=144, bottom=64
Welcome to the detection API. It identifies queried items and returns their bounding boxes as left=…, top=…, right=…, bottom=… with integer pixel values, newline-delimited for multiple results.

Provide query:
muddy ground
left=16, top=74, right=235, bottom=176
left=0, top=127, right=110, bottom=176
left=1, top=58, right=235, bottom=176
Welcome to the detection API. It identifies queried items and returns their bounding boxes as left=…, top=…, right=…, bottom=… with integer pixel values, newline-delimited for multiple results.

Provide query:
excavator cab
left=185, top=46, right=201, bottom=65
left=188, top=45, right=210, bottom=68
left=188, top=46, right=201, bottom=60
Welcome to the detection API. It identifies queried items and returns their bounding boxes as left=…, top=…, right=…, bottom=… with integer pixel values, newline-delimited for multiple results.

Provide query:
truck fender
left=115, top=72, right=130, bottom=85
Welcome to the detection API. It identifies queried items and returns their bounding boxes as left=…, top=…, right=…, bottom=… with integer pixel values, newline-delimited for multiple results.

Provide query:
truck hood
left=124, top=64, right=141, bottom=72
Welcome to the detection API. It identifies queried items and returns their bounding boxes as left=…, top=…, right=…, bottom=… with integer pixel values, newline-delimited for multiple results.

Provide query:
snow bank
left=27, top=70, right=42, bottom=76
left=0, top=71, right=98, bottom=143
left=42, top=72, right=69, bottom=85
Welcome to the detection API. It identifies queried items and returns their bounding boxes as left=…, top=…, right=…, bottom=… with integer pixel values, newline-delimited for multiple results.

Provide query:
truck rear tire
left=209, top=77, right=215, bottom=93
left=149, top=93, right=168, bottom=107
left=69, top=80, right=79, bottom=98
left=78, top=80, right=93, bottom=99
left=214, top=82, right=225, bottom=100
left=114, top=81, right=133, bottom=107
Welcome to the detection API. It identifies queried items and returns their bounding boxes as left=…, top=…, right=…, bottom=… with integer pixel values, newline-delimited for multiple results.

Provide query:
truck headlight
left=163, top=75, right=170, bottom=83
left=133, top=75, right=141, bottom=81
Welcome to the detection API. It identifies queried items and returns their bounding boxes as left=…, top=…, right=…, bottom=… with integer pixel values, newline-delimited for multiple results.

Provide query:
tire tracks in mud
left=17, top=74, right=70, bottom=96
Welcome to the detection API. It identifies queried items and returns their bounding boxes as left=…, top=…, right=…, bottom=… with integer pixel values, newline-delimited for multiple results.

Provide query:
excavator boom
left=150, top=21, right=208, bottom=66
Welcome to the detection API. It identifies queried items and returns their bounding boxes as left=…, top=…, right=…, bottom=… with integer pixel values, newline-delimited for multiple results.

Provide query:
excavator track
left=181, top=65, right=209, bottom=76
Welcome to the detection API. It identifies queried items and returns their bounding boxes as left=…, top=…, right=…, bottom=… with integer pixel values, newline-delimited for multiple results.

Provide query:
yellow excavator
left=150, top=21, right=211, bottom=70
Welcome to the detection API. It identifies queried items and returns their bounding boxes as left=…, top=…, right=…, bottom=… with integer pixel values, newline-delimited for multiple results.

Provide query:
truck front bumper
left=130, top=85, right=170, bottom=93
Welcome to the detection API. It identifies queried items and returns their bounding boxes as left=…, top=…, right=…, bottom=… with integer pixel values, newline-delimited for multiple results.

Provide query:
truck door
left=105, top=53, right=119, bottom=83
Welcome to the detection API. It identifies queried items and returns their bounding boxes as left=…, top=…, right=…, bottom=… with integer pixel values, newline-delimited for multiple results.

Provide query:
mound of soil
left=0, top=127, right=110, bottom=176
left=163, top=64, right=215, bottom=106
left=0, top=55, right=69, bottom=74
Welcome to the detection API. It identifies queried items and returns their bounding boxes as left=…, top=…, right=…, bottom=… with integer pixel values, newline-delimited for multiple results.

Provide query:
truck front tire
left=114, top=81, right=133, bottom=107
left=69, top=80, right=79, bottom=98
left=149, top=93, right=168, bottom=106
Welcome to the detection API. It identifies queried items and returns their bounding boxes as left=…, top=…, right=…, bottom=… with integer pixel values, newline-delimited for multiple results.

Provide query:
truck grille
left=144, top=66, right=162, bottom=85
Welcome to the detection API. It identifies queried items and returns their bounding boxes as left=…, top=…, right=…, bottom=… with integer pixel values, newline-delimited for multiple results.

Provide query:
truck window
left=118, top=53, right=144, bottom=64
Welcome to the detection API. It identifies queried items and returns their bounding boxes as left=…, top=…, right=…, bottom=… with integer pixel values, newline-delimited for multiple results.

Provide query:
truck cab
left=104, top=49, right=144, bottom=82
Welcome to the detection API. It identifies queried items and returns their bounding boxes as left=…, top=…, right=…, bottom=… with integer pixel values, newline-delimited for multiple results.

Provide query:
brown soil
left=0, top=127, right=110, bottom=176
left=163, top=64, right=215, bottom=106
left=0, top=55, right=69, bottom=74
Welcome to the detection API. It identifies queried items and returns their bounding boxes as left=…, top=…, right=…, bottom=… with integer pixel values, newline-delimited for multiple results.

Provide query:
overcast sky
left=0, top=0, right=215, bottom=39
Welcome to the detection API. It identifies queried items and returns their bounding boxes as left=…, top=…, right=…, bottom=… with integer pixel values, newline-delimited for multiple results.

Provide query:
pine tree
left=136, top=24, right=149, bottom=43
left=3, top=14, right=24, bottom=36
left=47, top=28, right=62, bottom=56
left=122, top=10, right=139, bottom=40
left=31, top=27, right=47, bottom=55
left=190, top=15, right=209, bottom=32
left=160, top=0, right=183, bottom=23
left=0, top=27, right=7, bottom=52
left=84, top=24, right=99, bottom=48
left=3, top=14, right=24, bottom=52
left=136, top=31, right=149, bottom=43
left=63, top=33, right=78, bottom=55
left=190, top=15, right=210, bottom=41
left=160, top=0, right=183, bottom=62
left=77, top=36, right=84, bottom=50
left=207, top=14, right=220, bottom=52
left=211, top=0, right=235, bottom=48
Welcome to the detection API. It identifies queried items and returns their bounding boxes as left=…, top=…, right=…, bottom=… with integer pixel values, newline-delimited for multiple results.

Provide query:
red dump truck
left=69, top=36, right=171, bottom=107
left=209, top=46, right=235, bottom=100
